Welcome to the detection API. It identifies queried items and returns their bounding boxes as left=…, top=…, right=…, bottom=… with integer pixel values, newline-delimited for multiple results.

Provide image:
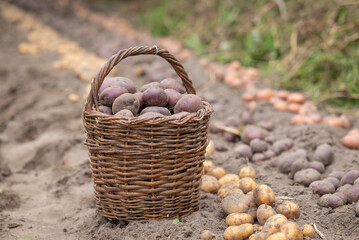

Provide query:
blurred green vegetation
left=134, top=0, right=359, bottom=108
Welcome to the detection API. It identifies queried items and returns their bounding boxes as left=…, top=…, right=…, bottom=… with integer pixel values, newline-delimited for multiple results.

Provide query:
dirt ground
left=1, top=1, right=359, bottom=240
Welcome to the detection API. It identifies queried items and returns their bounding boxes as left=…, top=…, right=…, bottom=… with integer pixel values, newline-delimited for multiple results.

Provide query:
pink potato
left=340, top=170, right=359, bottom=186
left=164, top=89, right=182, bottom=110
left=308, top=161, right=325, bottom=173
left=263, top=150, right=276, bottom=159
left=99, top=86, right=128, bottom=106
left=112, top=93, right=140, bottom=115
left=140, top=82, right=164, bottom=92
left=314, top=143, right=333, bottom=166
left=160, top=78, right=186, bottom=94
left=309, top=180, right=335, bottom=196
left=142, top=87, right=168, bottom=107
left=174, top=94, right=203, bottom=113
left=113, top=109, right=134, bottom=118
left=252, top=153, right=265, bottom=163
left=264, top=135, right=277, bottom=145
left=250, top=139, right=268, bottom=153
left=241, top=125, right=269, bottom=144
left=99, top=106, right=112, bottom=115
left=278, top=149, right=307, bottom=174
left=270, top=138, right=294, bottom=155
left=318, top=194, right=344, bottom=208
left=140, top=106, right=171, bottom=116
left=234, top=144, right=252, bottom=159
left=329, top=171, right=345, bottom=180
left=99, top=77, right=136, bottom=94
left=293, top=168, right=321, bottom=187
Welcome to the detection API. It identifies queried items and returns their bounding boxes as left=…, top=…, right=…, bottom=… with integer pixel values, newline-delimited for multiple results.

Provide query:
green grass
left=135, top=0, right=359, bottom=110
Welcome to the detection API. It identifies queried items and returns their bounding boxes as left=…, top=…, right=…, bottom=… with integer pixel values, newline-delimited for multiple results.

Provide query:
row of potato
left=200, top=161, right=316, bottom=240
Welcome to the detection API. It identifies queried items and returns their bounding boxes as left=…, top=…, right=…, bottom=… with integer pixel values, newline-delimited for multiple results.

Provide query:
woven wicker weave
left=83, top=46, right=213, bottom=221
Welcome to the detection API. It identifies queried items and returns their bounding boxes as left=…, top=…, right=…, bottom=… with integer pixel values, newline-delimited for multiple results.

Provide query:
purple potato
left=308, top=161, right=325, bottom=173
left=171, top=112, right=191, bottom=119
left=278, top=149, right=307, bottom=174
left=241, top=111, right=253, bottom=125
left=99, top=106, right=112, bottom=115
left=328, top=171, right=345, bottom=180
left=234, top=144, right=252, bottom=159
left=160, top=78, right=186, bottom=94
left=113, top=109, right=134, bottom=118
left=340, top=170, right=359, bottom=186
left=250, top=139, right=268, bottom=153
left=270, top=138, right=294, bottom=155
left=333, top=191, right=347, bottom=204
left=99, top=86, right=128, bottom=106
left=314, top=143, right=333, bottom=166
left=224, top=132, right=239, bottom=142
left=264, top=135, right=277, bottom=145
left=252, top=153, right=265, bottom=163
left=258, top=121, right=274, bottom=131
left=323, top=177, right=340, bottom=189
left=140, top=82, right=164, bottom=92
left=174, top=94, right=203, bottom=113
left=140, top=106, right=171, bottom=116
left=345, top=185, right=359, bottom=203
left=112, top=93, right=140, bottom=115
left=318, top=194, right=344, bottom=208
left=309, top=181, right=335, bottom=196
left=164, top=89, right=182, bottom=110
left=263, top=150, right=276, bottom=159
left=241, top=125, right=269, bottom=144
left=99, top=77, right=136, bottom=94
left=142, top=87, right=168, bottom=107
left=356, top=201, right=359, bottom=217
left=140, top=112, right=164, bottom=118
left=337, top=184, right=352, bottom=194
left=290, top=158, right=309, bottom=176
left=293, top=168, right=321, bottom=187
left=134, top=92, right=144, bottom=110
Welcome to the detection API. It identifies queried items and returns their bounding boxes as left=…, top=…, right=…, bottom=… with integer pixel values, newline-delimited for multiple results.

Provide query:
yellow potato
left=223, top=224, right=254, bottom=240
left=263, top=214, right=288, bottom=234
left=247, top=191, right=254, bottom=195
left=219, top=174, right=240, bottom=186
left=248, top=231, right=271, bottom=240
left=203, top=160, right=215, bottom=172
left=257, top=204, right=276, bottom=225
left=246, top=207, right=258, bottom=221
left=280, top=221, right=303, bottom=240
left=276, top=201, right=300, bottom=219
left=302, top=224, right=315, bottom=238
left=253, top=223, right=262, bottom=231
left=253, top=184, right=276, bottom=206
left=207, top=166, right=226, bottom=179
left=236, top=177, right=257, bottom=193
left=200, top=175, right=220, bottom=193
left=200, top=230, right=216, bottom=240
left=226, top=213, right=254, bottom=226
left=239, top=166, right=256, bottom=178
left=206, top=140, right=215, bottom=156
left=217, top=184, right=235, bottom=196
left=221, top=194, right=249, bottom=214
left=267, top=232, right=288, bottom=240
left=218, top=188, right=244, bottom=201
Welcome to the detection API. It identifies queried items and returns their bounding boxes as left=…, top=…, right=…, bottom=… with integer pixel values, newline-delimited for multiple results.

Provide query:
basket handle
left=85, top=45, right=196, bottom=111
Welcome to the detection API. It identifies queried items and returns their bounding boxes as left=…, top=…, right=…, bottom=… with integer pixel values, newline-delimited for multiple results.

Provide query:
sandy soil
left=1, top=1, right=359, bottom=240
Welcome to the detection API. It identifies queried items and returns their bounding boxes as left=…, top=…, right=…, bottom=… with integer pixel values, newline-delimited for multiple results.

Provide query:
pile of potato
left=342, top=129, right=359, bottom=150
left=200, top=163, right=316, bottom=240
left=97, top=77, right=204, bottom=118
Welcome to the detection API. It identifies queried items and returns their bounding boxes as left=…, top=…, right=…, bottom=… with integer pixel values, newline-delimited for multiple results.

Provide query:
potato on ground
left=344, top=185, right=359, bottom=203
left=250, top=139, right=269, bottom=153
left=234, top=144, right=253, bottom=159
left=200, top=230, right=216, bottom=240
left=267, top=232, right=288, bottom=240
left=99, top=86, right=128, bottom=106
left=207, top=167, right=226, bottom=179
left=174, top=94, right=203, bottom=113
left=253, top=224, right=262, bottom=231
left=219, top=188, right=245, bottom=201
left=223, top=224, right=254, bottom=240
left=356, top=201, right=359, bottom=217
left=290, top=158, right=309, bottom=176
left=226, top=213, right=254, bottom=226
left=219, top=174, right=240, bottom=186
left=313, top=143, right=333, bottom=166
left=340, top=170, right=359, bottom=186
left=276, top=201, right=300, bottom=219
left=318, top=194, right=344, bottom=208
left=237, top=177, right=257, bottom=193
left=293, top=168, right=320, bottom=187
left=257, top=204, right=276, bottom=225
left=246, top=207, right=258, bottom=221
left=308, top=161, right=325, bottom=173
left=253, top=184, right=276, bottom=206
left=203, top=160, right=214, bottom=172
left=280, top=221, right=303, bottom=240
left=239, top=166, right=256, bottom=178
left=206, top=140, right=215, bottom=156
left=263, top=214, right=288, bottom=234
left=218, top=184, right=236, bottom=196
left=221, top=194, right=250, bottom=214
left=252, top=153, right=265, bottom=163
left=302, top=224, right=315, bottom=238
left=329, top=171, right=345, bottom=180
left=241, top=125, right=269, bottom=144
left=201, top=175, right=220, bottom=193
left=309, top=181, right=335, bottom=196
left=278, top=149, right=306, bottom=173
left=342, top=129, right=359, bottom=149
left=112, top=93, right=140, bottom=115
left=249, top=231, right=271, bottom=240
left=271, top=138, right=294, bottom=155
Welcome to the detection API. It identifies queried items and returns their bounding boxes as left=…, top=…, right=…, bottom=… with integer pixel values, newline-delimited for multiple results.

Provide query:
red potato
left=277, top=90, right=290, bottom=99
left=140, top=106, right=171, bottom=116
left=287, top=93, right=305, bottom=103
left=318, top=194, right=344, bottom=208
left=241, top=125, right=269, bottom=144
left=325, top=116, right=343, bottom=128
left=323, top=177, right=340, bottom=189
left=309, top=181, right=335, bottom=196
left=340, top=170, right=359, bottom=186
left=273, top=100, right=288, bottom=112
left=270, top=139, right=294, bottom=155
left=329, top=171, right=345, bottom=180
left=114, top=109, right=134, bottom=118
left=308, top=161, right=325, bottom=173
left=293, top=168, right=321, bottom=187
left=250, top=139, right=269, bottom=153
left=290, top=158, right=309, bottom=176
left=248, top=101, right=257, bottom=111
left=342, top=132, right=359, bottom=149
left=174, top=94, right=203, bottom=113
left=142, top=86, right=168, bottom=107
left=242, top=91, right=256, bottom=102
left=288, top=103, right=301, bottom=113
left=291, top=115, right=307, bottom=125
left=256, top=88, right=274, bottom=101
left=252, top=153, right=266, bottom=163
left=160, top=78, right=186, bottom=94
left=99, top=86, right=128, bottom=106
left=99, top=77, right=136, bottom=94
left=313, top=143, right=333, bottom=166
left=99, top=106, right=112, bottom=115
left=235, top=144, right=253, bottom=159
left=112, top=93, right=140, bottom=115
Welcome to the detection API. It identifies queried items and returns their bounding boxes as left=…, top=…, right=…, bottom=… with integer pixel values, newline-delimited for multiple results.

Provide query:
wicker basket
left=83, top=46, right=213, bottom=221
